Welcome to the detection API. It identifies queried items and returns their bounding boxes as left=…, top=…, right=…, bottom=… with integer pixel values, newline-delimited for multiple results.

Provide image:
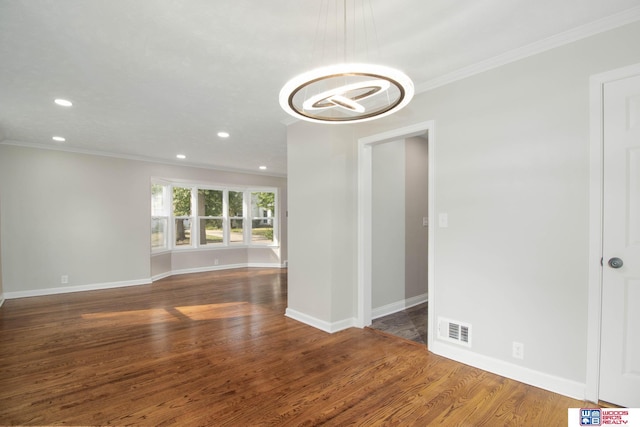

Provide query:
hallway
left=370, top=302, right=427, bottom=345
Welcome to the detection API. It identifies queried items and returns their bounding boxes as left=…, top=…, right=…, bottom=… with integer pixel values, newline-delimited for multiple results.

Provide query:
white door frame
left=587, top=62, right=640, bottom=402
left=357, top=120, right=436, bottom=349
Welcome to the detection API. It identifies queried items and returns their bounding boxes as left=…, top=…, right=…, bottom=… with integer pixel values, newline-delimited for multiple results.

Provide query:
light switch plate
left=438, top=213, right=448, bottom=228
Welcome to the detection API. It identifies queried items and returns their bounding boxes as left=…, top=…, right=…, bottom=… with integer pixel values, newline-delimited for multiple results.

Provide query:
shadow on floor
left=370, top=302, right=427, bottom=345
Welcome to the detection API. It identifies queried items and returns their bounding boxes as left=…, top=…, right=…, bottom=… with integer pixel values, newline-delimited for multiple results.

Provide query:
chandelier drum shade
left=279, top=1, right=414, bottom=124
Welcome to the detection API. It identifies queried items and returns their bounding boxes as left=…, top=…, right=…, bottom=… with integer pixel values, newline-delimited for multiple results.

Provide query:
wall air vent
left=438, top=317, right=472, bottom=347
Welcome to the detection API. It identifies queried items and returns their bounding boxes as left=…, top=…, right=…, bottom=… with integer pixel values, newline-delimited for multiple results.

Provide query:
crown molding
left=0, top=140, right=287, bottom=178
left=416, top=5, right=640, bottom=94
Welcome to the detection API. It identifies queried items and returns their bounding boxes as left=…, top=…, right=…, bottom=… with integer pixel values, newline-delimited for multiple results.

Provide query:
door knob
left=608, top=257, right=624, bottom=269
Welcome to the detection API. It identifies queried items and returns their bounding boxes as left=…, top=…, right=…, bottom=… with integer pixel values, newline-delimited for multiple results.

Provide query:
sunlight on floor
left=81, top=308, right=179, bottom=325
left=80, top=302, right=270, bottom=324
left=175, top=302, right=270, bottom=320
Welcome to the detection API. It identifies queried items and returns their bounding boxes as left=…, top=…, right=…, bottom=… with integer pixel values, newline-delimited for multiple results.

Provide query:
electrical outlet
left=214, top=259, right=219, bottom=266
left=61, top=275, right=69, bottom=284
left=512, top=341, right=524, bottom=359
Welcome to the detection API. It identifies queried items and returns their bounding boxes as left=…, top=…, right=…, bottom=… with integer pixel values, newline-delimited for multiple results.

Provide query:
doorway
left=587, top=63, right=640, bottom=407
left=369, top=136, right=429, bottom=345
left=357, top=120, right=435, bottom=350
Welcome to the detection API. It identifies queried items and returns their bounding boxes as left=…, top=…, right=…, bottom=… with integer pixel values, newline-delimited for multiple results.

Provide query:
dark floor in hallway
left=370, top=302, right=427, bottom=345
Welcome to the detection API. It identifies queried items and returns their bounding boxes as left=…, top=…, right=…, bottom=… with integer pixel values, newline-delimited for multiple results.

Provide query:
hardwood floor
left=0, top=268, right=592, bottom=426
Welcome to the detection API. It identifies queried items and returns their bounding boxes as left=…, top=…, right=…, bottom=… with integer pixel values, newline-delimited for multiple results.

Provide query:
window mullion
left=273, top=192, right=278, bottom=246
left=169, top=185, right=175, bottom=249
left=243, top=191, right=250, bottom=244
left=192, top=187, right=198, bottom=248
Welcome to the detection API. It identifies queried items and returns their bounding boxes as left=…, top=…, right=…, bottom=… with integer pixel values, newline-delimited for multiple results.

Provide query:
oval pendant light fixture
left=279, top=0, right=414, bottom=124
left=280, top=63, right=413, bottom=124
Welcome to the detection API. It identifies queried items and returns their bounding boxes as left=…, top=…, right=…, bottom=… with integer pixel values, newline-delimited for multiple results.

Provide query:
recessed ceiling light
left=176, top=154, right=186, bottom=159
left=217, top=131, right=230, bottom=138
left=259, top=166, right=267, bottom=170
left=52, top=136, right=66, bottom=142
left=54, top=99, right=73, bottom=107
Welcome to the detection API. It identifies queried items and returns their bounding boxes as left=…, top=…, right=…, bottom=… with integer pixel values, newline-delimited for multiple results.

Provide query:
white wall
left=372, top=140, right=406, bottom=309
left=286, top=124, right=357, bottom=329
left=286, top=21, right=640, bottom=392
left=0, top=147, right=150, bottom=293
left=404, top=136, right=428, bottom=301
left=0, top=145, right=287, bottom=296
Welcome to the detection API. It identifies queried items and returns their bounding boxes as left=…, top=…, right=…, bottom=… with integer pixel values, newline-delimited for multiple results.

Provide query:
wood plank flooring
left=0, top=268, right=593, bottom=426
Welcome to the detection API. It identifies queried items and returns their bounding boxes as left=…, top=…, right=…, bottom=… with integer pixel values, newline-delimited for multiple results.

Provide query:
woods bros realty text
left=568, top=408, right=640, bottom=426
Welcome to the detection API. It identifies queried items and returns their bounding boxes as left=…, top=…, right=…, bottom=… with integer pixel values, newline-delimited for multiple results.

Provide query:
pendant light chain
left=367, top=0, right=381, bottom=61
left=343, top=0, right=347, bottom=63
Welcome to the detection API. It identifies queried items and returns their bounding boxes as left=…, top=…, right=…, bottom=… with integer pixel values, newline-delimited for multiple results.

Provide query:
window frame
left=150, top=180, right=279, bottom=251
left=151, top=182, right=171, bottom=253
left=227, top=189, right=246, bottom=245
left=249, top=189, right=278, bottom=246
left=172, top=185, right=196, bottom=249
left=197, top=188, right=225, bottom=247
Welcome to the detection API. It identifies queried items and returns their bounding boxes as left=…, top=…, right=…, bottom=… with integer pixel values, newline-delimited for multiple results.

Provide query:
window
left=251, top=191, right=275, bottom=245
left=151, top=183, right=169, bottom=251
left=150, top=182, right=277, bottom=250
left=198, top=189, right=223, bottom=245
left=228, top=191, right=244, bottom=244
left=173, top=186, right=193, bottom=246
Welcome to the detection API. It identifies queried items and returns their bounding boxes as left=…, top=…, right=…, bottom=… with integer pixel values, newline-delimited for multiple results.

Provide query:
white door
left=600, top=73, right=640, bottom=408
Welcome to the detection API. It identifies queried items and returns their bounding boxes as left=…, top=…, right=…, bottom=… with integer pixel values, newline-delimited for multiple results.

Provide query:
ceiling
left=1, top=0, right=639, bottom=177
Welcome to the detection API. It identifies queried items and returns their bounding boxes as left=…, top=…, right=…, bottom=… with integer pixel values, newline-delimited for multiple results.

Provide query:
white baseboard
left=4, top=264, right=286, bottom=300
left=285, top=308, right=357, bottom=334
left=152, top=262, right=283, bottom=282
left=430, top=339, right=586, bottom=400
left=168, top=263, right=247, bottom=278
left=247, top=262, right=283, bottom=268
left=4, top=278, right=151, bottom=300
left=151, top=271, right=173, bottom=282
left=372, top=293, right=428, bottom=320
